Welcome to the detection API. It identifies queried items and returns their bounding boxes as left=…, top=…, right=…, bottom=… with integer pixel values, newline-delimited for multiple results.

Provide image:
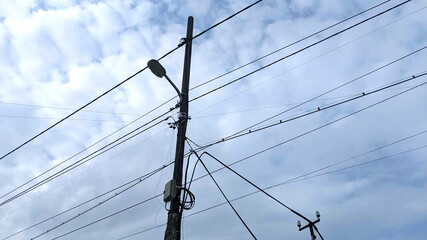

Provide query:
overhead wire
left=0, top=115, right=147, bottom=123
left=186, top=143, right=257, bottom=239
left=0, top=0, right=272, bottom=203
left=0, top=0, right=404, bottom=121
left=190, top=0, right=394, bottom=90
left=0, top=101, right=141, bottom=116
left=209, top=72, right=427, bottom=145
left=189, top=4, right=427, bottom=117
left=183, top=80, right=427, bottom=183
left=192, top=80, right=427, bottom=158
left=115, top=143, right=427, bottom=239
left=0, top=116, right=170, bottom=206
left=29, top=167, right=166, bottom=240
left=188, top=140, right=312, bottom=223
left=192, top=0, right=263, bottom=40
left=188, top=0, right=412, bottom=103
left=196, top=45, right=427, bottom=149
left=50, top=194, right=163, bottom=240
left=90, top=71, right=427, bottom=239
left=1, top=164, right=171, bottom=240
left=0, top=102, right=175, bottom=201
left=0, top=0, right=265, bottom=162
left=0, top=129, right=166, bottom=220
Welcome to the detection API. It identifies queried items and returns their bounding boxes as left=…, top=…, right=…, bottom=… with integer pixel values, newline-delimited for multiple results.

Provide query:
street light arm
left=164, top=74, right=182, bottom=99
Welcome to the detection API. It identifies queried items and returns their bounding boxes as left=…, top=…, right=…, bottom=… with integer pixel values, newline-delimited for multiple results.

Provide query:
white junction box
left=163, top=179, right=177, bottom=202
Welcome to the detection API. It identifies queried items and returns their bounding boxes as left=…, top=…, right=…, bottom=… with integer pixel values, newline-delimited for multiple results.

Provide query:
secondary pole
left=164, top=16, right=194, bottom=240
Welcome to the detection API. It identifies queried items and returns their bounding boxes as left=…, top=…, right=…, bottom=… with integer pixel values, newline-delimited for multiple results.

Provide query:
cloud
left=0, top=0, right=426, bottom=239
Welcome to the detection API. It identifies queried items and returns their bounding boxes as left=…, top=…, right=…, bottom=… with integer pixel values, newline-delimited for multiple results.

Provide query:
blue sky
left=0, top=0, right=426, bottom=239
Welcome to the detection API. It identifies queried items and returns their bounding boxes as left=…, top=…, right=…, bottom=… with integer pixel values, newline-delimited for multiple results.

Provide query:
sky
left=0, top=0, right=426, bottom=239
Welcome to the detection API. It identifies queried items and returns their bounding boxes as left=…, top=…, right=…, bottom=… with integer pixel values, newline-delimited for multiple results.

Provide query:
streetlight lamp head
left=147, top=59, right=166, bottom=78
left=316, top=211, right=320, bottom=218
left=297, top=220, right=301, bottom=228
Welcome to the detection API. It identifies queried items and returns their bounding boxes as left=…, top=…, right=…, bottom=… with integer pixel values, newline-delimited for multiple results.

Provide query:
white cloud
left=0, top=0, right=426, bottom=239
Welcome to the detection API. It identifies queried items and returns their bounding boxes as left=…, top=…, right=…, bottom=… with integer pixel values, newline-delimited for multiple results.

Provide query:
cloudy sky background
left=0, top=0, right=426, bottom=239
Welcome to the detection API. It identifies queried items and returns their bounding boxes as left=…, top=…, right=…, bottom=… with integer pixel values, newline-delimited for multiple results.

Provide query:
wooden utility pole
left=164, top=16, right=193, bottom=240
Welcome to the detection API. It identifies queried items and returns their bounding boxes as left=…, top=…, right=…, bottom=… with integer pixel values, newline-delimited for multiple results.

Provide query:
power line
left=0, top=0, right=264, bottom=162
left=188, top=0, right=412, bottom=103
left=190, top=71, right=427, bottom=153
left=1, top=164, right=170, bottom=240
left=115, top=144, right=427, bottom=239
left=50, top=194, right=163, bottom=240
left=190, top=0, right=394, bottom=90
left=188, top=80, right=427, bottom=169
left=190, top=4, right=427, bottom=117
left=0, top=116, right=170, bottom=206
left=214, top=72, right=427, bottom=144
left=30, top=167, right=166, bottom=240
left=192, top=0, right=264, bottom=40
left=0, top=129, right=165, bottom=221
left=287, top=144, right=427, bottom=184
left=107, top=75, right=425, bottom=238
left=0, top=115, right=147, bottom=123
left=0, top=0, right=413, bottom=122
left=0, top=105, right=173, bottom=201
left=199, top=45, right=427, bottom=147
left=189, top=141, right=312, bottom=223
left=0, top=101, right=141, bottom=116
left=184, top=144, right=257, bottom=239
left=191, top=85, right=413, bottom=119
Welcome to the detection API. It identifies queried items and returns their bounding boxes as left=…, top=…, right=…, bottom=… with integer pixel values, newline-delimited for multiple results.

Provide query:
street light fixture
left=147, top=59, right=181, bottom=99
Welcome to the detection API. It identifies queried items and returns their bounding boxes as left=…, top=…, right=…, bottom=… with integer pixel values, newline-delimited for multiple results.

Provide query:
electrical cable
left=0, top=116, right=170, bottom=206
left=0, top=129, right=166, bottom=220
left=0, top=106, right=174, bottom=201
left=191, top=0, right=263, bottom=40
left=184, top=81, right=427, bottom=183
left=189, top=147, right=257, bottom=240
left=0, top=101, right=141, bottom=116
left=193, top=81, right=427, bottom=161
left=191, top=86, right=414, bottom=119
left=29, top=167, right=166, bottom=240
left=313, top=225, right=325, bottom=240
left=189, top=71, right=427, bottom=153
left=286, top=144, right=427, bottom=184
left=0, top=0, right=265, bottom=162
left=0, top=0, right=409, bottom=121
left=190, top=0, right=394, bottom=91
left=50, top=194, right=163, bottom=240
left=206, top=72, right=427, bottom=146
left=189, top=144, right=313, bottom=223
left=189, top=4, right=427, bottom=118
left=188, top=0, right=412, bottom=103
left=195, top=45, right=427, bottom=149
left=0, top=115, right=148, bottom=123
left=115, top=143, right=427, bottom=239
left=1, top=164, right=170, bottom=240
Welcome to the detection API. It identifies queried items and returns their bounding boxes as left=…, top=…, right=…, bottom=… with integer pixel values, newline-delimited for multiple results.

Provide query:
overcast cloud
left=0, top=0, right=426, bottom=239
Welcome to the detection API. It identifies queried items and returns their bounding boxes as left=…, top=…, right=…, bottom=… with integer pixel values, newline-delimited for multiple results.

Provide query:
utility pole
left=297, top=211, right=323, bottom=240
left=164, top=16, right=194, bottom=240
